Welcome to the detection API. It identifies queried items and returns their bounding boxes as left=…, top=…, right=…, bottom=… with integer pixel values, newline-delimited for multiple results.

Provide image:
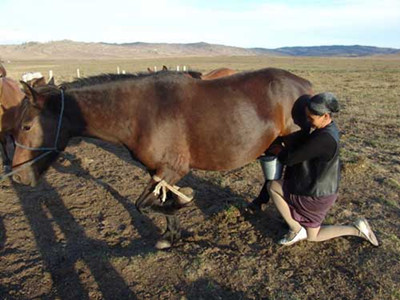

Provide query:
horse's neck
left=0, top=106, right=19, bottom=132
left=0, top=79, right=24, bottom=132
left=68, top=89, right=132, bottom=144
left=0, top=78, right=25, bottom=109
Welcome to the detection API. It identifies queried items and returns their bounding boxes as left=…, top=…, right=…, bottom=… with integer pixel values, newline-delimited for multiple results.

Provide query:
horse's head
left=21, top=72, right=55, bottom=88
left=12, top=83, right=70, bottom=186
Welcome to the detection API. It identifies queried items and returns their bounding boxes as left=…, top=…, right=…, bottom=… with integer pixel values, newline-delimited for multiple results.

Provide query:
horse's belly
left=187, top=103, right=280, bottom=171
left=189, top=125, right=277, bottom=171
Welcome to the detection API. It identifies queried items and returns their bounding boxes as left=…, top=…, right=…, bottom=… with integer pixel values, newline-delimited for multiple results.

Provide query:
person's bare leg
left=306, top=225, right=359, bottom=242
left=268, top=180, right=302, bottom=233
left=267, top=180, right=379, bottom=246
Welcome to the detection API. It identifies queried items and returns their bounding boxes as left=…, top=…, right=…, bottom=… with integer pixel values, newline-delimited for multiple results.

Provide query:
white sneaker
left=278, top=226, right=307, bottom=246
left=354, top=218, right=379, bottom=246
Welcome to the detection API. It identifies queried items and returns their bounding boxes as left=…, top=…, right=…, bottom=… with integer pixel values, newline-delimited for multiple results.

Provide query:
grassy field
left=1, top=55, right=399, bottom=299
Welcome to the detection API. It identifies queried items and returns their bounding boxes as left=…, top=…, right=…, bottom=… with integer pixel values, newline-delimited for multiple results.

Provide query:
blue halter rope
left=14, top=89, right=65, bottom=152
left=0, top=89, right=65, bottom=182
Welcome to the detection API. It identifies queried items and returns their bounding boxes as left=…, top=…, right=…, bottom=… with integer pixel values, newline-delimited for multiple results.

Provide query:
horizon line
left=1, top=39, right=399, bottom=50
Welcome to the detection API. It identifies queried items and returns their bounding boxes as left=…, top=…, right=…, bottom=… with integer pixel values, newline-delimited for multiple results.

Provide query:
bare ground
left=0, top=57, right=399, bottom=299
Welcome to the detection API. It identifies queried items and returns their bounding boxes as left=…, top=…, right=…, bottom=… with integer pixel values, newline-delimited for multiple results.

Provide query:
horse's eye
left=22, top=124, right=31, bottom=131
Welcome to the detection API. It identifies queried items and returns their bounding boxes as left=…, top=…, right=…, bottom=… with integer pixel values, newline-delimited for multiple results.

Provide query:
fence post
left=49, top=70, right=53, bottom=79
left=176, top=65, right=180, bottom=71
left=117, top=66, right=120, bottom=74
left=77, top=69, right=80, bottom=78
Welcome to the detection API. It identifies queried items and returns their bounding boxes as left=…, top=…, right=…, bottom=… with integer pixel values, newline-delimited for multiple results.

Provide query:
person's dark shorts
left=283, top=181, right=338, bottom=228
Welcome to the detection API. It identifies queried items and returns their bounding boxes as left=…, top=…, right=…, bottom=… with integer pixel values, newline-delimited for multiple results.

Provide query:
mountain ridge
left=1, top=40, right=399, bottom=60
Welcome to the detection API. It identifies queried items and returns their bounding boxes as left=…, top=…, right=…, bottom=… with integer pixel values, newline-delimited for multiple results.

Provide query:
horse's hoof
left=175, top=187, right=195, bottom=206
left=155, top=239, right=172, bottom=250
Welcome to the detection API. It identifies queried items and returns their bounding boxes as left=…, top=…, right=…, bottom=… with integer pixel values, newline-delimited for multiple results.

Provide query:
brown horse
left=22, top=72, right=55, bottom=87
left=0, top=64, right=6, bottom=78
left=11, top=68, right=313, bottom=248
left=0, top=64, right=27, bottom=172
left=201, top=67, right=236, bottom=80
left=147, top=65, right=235, bottom=80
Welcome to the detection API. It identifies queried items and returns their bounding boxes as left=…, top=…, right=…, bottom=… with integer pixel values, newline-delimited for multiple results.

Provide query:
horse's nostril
left=13, top=174, right=22, bottom=183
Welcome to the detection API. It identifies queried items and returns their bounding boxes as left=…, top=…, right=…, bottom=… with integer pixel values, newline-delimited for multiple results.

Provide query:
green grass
left=385, top=178, right=400, bottom=192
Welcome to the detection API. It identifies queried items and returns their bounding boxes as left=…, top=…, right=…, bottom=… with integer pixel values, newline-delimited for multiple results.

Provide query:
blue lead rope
left=14, top=89, right=65, bottom=152
left=0, top=151, right=54, bottom=182
left=0, top=89, right=65, bottom=182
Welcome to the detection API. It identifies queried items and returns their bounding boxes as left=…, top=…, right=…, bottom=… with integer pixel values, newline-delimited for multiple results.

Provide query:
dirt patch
left=1, top=57, right=400, bottom=299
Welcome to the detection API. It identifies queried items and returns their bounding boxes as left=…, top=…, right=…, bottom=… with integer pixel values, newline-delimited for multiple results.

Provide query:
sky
left=1, top=0, right=400, bottom=49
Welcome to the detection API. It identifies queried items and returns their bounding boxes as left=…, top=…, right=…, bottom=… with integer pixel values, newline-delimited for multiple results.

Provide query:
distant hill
left=1, top=40, right=399, bottom=60
left=269, top=45, right=400, bottom=57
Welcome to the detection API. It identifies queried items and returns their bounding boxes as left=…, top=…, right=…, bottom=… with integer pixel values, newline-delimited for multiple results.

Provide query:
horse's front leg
left=156, top=215, right=181, bottom=250
left=0, top=134, right=12, bottom=173
left=135, top=165, right=192, bottom=249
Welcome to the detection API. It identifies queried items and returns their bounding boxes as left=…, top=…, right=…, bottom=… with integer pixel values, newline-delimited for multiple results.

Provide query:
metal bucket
left=258, top=155, right=283, bottom=180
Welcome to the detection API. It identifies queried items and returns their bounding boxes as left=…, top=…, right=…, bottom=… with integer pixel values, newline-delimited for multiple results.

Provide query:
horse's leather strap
left=152, top=175, right=193, bottom=204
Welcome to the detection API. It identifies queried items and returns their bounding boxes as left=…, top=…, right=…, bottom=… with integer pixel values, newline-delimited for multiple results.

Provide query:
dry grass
left=1, top=56, right=399, bottom=299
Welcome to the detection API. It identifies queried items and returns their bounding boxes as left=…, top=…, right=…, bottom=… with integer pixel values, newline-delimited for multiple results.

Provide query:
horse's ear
left=20, top=81, right=45, bottom=108
left=162, top=65, right=168, bottom=71
left=147, top=67, right=154, bottom=73
left=0, top=63, right=6, bottom=77
left=31, top=77, right=46, bottom=87
left=47, top=77, right=55, bottom=86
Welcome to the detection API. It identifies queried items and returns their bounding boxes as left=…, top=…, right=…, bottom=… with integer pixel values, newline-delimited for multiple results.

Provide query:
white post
left=183, top=65, right=187, bottom=71
left=49, top=70, right=53, bottom=79
left=154, top=66, right=157, bottom=72
left=122, top=70, right=126, bottom=74
left=77, top=69, right=80, bottom=78
left=176, top=65, right=180, bottom=71
left=117, top=66, right=120, bottom=74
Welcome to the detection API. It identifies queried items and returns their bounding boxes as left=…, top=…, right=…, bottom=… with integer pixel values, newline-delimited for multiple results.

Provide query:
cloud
left=0, top=0, right=399, bottom=47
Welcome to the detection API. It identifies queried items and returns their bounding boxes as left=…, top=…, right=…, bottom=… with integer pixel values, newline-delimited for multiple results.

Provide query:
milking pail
left=258, top=155, right=283, bottom=180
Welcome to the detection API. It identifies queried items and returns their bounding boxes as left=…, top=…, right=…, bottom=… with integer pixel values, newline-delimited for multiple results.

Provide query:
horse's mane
left=59, top=73, right=152, bottom=89
left=186, top=70, right=202, bottom=79
left=34, top=68, right=189, bottom=96
left=59, top=70, right=201, bottom=90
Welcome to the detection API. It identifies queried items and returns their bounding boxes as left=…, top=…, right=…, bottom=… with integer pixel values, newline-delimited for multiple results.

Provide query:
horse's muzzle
left=12, top=168, right=37, bottom=187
